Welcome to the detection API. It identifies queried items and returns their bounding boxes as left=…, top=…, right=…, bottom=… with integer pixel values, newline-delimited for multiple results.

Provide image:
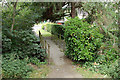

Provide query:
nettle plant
left=64, top=17, right=104, bottom=61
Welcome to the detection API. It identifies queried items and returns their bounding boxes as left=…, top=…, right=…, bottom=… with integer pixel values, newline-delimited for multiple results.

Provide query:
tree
left=82, top=2, right=119, bottom=50
left=40, top=2, right=68, bottom=22
left=11, top=0, right=18, bottom=32
left=71, top=2, right=76, bottom=18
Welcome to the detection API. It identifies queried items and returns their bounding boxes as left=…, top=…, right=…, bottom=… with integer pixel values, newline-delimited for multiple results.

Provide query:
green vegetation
left=2, top=59, right=33, bottom=78
left=76, top=67, right=108, bottom=78
left=1, top=1, right=119, bottom=79
left=36, top=29, right=52, bottom=37
left=29, top=65, right=49, bottom=78
left=41, top=22, right=54, bottom=33
left=64, top=17, right=104, bottom=61
left=63, top=17, right=119, bottom=78
left=42, top=23, right=64, bottom=39
left=2, top=30, right=47, bottom=78
left=40, top=2, right=119, bottom=79
left=2, top=2, right=48, bottom=78
left=51, top=24, right=64, bottom=39
left=0, top=54, right=2, bottom=79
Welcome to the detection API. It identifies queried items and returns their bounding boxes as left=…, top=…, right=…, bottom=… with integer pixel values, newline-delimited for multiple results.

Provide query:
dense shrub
left=46, top=24, right=53, bottom=32
left=96, top=48, right=119, bottom=64
left=64, top=17, right=104, bottom=61
left=99, top=60, right=119, bottom=79
left=29, top=57, right=47, bottom=66
left=94, top=42, right=119, bottom=79
left=0, top=54, right=1, bottom=79
left=2, top=30, right=47, bottom=61
left=2, top=29, right=47, bottom=78
left=51, top=24, right=64, bottom=39
left=41, top=23, right=53, bottom=32
left=2, top=2, right=48, bottom=78
left=82, top=59, right=119, bottom=79
left=42, top=23, right=64, bottom=39
left=69, top=17, right=119, bottom=78
left=2, top=34, right=12, bottom=52
left=2, top=57, right=33, bottom=78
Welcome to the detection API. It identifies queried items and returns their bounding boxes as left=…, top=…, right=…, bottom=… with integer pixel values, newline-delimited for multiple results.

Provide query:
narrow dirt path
left=44, top=37, right=83, bottom=78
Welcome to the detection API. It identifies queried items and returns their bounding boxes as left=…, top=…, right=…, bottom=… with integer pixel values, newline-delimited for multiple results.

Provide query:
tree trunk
left=11, top=1, right=17, bottom=32
left=71, top=2, right=76, bottom=18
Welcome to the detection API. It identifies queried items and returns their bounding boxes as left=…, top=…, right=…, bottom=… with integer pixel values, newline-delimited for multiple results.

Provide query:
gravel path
left=44, top=37, right=83, bottom=78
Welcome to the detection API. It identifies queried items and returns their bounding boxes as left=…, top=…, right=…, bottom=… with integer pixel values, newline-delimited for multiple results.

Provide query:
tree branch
left=11, top=0, right=18, bottom=32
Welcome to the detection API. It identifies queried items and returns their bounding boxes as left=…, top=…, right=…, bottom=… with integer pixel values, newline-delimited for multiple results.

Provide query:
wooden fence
left=39, top=31, right=50, bottom=64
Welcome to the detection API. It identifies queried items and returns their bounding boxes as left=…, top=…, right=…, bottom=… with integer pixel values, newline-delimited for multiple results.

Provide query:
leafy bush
left=106, top=60, right=120, bottom=79
left=2, top=57, right=33, bottom=78
left=95, top=40, right=119, bottom=64
left=46, top=24, right=53, bottom=32
left=51, top=24, right=64, bottom=39
left=82, top=59, right=119, bottom=79
left=2, top=30, right=47, bottom=60
left=0, top=54, right=2, bottom=79
left=2, top=29, right=47, bottom=78
left=79, top=39, right=119, bottom=79
left=2, top=2, right=48, bottom=78
left=2, top=34, right=12, bottom=52
left=42, top=23, right=64, bottom=39
left=14, top=30, right=38, bottom=45
left=94, top=44, right=119, bottom=78
left=96, top=49, right=119, bottom=64
left=29, top=57, right=47, bottom=66
left=41, top=23, right=53, bottom=32
left=64, top=17, right=104, bottom=61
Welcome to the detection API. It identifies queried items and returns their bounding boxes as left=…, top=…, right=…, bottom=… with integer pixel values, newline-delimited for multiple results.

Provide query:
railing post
left=39, top=31, right=40, bottom=38
left=48, top=44, right=50, bottom=64
left=39, top=31, right=40, bottom=41
left=63, top=42, right=66, bottom=52
left=55, top=35, right=58, bottom=45
left=42, top=39, right=44, bottom=47
left=39, top=30, right=42, bottom=44
left=42, top=40, right=45, bottom=49
left=60, top=34, right=61, bottom=40
left=45, top=40, right=47, bottom=51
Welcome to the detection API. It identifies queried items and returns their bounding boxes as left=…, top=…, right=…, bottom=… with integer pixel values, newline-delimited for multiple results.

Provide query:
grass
left=33, top=23, right=52, bottom=37
left=29, top=64, right=49, bottom=78
left=40, top=29, right=52, bottom=37
left=72, top=61, right=110, bottom=78
left=36, top=29, right=52, bottom=37
left=76, top=67, right=109, bottom=78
